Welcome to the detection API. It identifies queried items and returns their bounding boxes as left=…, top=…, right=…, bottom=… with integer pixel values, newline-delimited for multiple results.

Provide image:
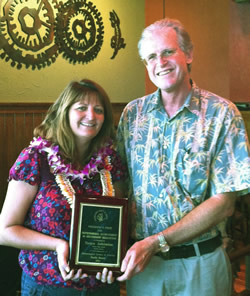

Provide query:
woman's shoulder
left=9, top=143, right=46, bottom=185
left=15, top=144, right=47, bottom=165
left=15, top=145, right=41, bottom=162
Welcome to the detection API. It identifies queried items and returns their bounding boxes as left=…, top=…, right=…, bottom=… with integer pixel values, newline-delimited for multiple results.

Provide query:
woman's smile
left=69, top=96, right=104, bottom=144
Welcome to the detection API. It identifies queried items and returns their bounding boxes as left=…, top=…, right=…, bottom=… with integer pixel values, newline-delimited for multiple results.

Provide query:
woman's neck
left=75, top=139, right=91, bottom=165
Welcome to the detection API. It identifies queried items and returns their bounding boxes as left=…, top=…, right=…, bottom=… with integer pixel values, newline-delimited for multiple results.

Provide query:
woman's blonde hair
left=34, top=79, right=115, bottom=164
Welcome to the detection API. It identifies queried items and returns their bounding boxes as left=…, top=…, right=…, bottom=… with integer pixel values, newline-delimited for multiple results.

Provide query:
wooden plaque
left=69, top=195, right=128, bottom=275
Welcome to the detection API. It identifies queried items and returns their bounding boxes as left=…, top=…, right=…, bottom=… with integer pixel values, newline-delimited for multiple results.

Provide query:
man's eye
left=162, top=49, right=175, bottom=57
left=147, top=55, right=156, bottom=61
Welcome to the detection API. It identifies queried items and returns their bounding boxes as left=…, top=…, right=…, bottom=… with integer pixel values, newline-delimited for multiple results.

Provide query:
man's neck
left=161, top=82, right=192, bottom=118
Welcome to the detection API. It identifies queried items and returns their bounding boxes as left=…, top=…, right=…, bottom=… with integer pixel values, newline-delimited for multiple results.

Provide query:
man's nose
left=157, top=54, right=168, bottom=65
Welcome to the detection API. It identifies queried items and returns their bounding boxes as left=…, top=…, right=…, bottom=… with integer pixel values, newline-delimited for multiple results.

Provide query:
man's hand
left=117, top=236, right=158, bottom=282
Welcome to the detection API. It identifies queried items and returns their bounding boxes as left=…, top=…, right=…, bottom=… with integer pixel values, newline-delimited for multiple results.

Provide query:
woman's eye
left=94, top=107, right=104, bottom=114
left=77, top=106, right=87, bottom=111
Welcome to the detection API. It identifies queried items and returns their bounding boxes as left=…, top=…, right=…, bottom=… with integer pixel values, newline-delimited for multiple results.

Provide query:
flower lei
left=29, top=137, right=115, bottom=207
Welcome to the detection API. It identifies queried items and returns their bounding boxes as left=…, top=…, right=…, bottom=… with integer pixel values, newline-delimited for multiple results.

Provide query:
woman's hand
left=56, top=239, right=71, bottom=281
left=56, top=239, right=89, bottom=281
left=96, top=268, right=114, bottom=284
left=63, top=267, right=115, bottom=283
left=56, top=241, right=114, bottom=283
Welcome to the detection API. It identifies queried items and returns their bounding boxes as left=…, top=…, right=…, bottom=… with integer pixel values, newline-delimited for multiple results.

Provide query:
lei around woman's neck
left=29, top=137, right=114, bottom=184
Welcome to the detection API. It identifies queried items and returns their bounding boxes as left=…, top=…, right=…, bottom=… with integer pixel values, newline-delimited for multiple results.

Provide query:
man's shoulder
left=193, top=85, right=239, bottom=115
left=123, top=91, right=159, bottom=115
left=126, top=92, right=155, bottom=107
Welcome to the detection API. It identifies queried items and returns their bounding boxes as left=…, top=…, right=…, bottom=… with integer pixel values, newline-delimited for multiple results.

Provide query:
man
left=116, top=18, right=250, bottom=296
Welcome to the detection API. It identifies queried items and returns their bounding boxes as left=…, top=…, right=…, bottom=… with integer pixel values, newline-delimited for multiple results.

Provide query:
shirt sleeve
left=116, top=108, right=129, bottom=166
left=209, top=106, right=250, bottom=197
left=9, top=147, right=41, bottom=186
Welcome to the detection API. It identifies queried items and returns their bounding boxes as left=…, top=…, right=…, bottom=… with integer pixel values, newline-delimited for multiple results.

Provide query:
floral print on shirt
left=117, top=82, right=250, bottom=243
left=9, top=145, right=127, bottom=290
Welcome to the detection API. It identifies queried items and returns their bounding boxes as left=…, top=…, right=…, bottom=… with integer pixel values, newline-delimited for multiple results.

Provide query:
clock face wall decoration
left=0, top=0, right=126, bottom=70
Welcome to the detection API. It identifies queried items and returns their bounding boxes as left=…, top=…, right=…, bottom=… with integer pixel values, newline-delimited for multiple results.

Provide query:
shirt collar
left=185, top=81, right=202, bottom=117
left=146, top=81, right=201, bottom=116
left=145, top=89, right=163, bottom=113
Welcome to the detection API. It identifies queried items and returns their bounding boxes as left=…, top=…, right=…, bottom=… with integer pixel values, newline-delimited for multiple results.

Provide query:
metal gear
left=0, top=0, right=60, bottom=69
left=54, top=0, right=104, bottom=64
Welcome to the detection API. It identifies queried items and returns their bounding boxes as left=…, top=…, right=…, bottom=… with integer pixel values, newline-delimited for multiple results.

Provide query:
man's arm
left=117, top=191, right=237, bottom=281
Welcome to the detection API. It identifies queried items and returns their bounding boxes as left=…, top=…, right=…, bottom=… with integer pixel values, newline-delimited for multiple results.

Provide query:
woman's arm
left=0, top=180, right=63, bottom=249
left=0, top=180, right=80, bottom=281
left=0, top=180, right=116, bottom=283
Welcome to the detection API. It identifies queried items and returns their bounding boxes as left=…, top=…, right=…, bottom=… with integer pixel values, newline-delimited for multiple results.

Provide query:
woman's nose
left=86, top=107, right=95, bottom=119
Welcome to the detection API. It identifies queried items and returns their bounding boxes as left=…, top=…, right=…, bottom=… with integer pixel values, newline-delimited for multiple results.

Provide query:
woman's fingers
left=101, top=267, right=108, bottom=283
left=96, top=271, right=101, bottom=281
left=96, top=268, right=114, bottom=284
left=107, top=270, right=114, bottom=284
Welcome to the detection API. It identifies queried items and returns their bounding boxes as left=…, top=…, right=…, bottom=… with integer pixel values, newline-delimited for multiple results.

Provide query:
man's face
left=141, top=27, right=193, bottom=93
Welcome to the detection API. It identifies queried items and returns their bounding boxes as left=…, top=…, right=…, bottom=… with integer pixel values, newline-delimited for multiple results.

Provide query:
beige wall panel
left=145, top=0, right=230, bottom=99
left=229, top=2, right=250, bottom=102
left=0, top=0, right=145, bottom=103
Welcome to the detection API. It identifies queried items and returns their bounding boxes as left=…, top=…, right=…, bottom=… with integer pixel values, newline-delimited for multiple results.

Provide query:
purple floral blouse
left=9, top=145, right=127, bottom=290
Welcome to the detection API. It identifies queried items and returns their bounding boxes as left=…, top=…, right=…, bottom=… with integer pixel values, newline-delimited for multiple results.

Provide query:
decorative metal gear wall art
left=54, top=0, right=104, bottom=64
left=109, top=10, right=126, bottom=60
left=0, top=0, right=60, bottom=69
left=0, top=0, right=126, bottom=70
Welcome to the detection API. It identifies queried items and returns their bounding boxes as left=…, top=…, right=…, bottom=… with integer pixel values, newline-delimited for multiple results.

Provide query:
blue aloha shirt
left=117, top=81, right=250, bottom=244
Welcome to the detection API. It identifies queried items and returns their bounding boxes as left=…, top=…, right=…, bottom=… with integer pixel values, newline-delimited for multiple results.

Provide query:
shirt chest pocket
left=175, top=149, right=211, bottom=201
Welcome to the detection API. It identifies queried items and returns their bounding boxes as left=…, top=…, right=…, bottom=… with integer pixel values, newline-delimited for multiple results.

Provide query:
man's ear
left=186, top=49, right=193, bottom=64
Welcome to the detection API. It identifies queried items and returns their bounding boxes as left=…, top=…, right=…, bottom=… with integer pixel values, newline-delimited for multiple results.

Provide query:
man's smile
left=157, top=69, right=173, bottom=76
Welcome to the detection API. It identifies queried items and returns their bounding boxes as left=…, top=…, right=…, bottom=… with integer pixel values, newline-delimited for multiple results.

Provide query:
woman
left=0, top=79, right=127, bottom=295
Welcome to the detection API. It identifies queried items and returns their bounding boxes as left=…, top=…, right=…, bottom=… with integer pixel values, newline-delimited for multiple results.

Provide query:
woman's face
left=69, top=95, right=105, bottom=145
